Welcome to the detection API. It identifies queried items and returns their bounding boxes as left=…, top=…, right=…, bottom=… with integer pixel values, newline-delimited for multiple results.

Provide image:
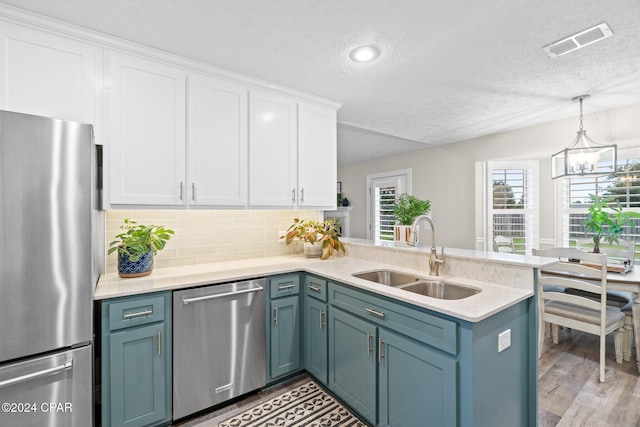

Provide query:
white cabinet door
left=298, top=103, right=337, bottom=209
left=249, top=90, right=297, bottom=207
left=107, top=52, right=186, bottom=206
left=0, top=22, right=95, bottom=124
left=188, top=74, right=247, bottom=206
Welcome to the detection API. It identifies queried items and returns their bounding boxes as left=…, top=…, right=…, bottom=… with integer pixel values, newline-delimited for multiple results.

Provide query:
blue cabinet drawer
left=107, top=294, right=166, bottom=331
left=328, top=282, right=458, bottom=355
left=304, top=275, right=327, bottom=302
left=269, top=274, right=300, bottom=298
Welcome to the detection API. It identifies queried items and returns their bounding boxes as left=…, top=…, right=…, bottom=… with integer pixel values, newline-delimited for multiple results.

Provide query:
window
left=557, top=153, right=640, bottom=249
left=483, top=161, right=539, bottom=254
left=366, top=169, right=410, bottom=241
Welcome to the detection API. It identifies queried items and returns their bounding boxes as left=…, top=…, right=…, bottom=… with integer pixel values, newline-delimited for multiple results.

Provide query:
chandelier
left=551, top=95, right=617, bottom=179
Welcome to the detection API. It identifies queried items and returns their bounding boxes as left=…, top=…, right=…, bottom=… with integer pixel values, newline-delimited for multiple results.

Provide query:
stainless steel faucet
left=409, top=215, right=445, bottom=276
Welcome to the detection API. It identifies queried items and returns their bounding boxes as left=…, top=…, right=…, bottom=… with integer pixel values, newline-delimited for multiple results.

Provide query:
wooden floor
left=538, top=328, right=640, bottom=426
left=176, top=330, right=640, bottom=427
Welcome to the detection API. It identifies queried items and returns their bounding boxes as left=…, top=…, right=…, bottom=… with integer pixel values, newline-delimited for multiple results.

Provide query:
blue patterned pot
left=118, top=250, right=154, bottom=278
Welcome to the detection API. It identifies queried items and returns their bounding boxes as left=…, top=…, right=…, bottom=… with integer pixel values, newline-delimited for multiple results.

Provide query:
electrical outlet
left=498, top=329, right=511, bottom=353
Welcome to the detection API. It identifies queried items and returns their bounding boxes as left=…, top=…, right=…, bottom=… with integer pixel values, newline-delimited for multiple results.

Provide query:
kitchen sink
left=396, top=281, right=480, bottom=300
left=352, top=269, right=421, bottom=286
left=353, top=269, right=480, bottom=300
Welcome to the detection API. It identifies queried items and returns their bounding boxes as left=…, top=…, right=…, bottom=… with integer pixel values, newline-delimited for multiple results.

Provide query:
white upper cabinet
left=187, top=74, right=248, bottom=206
left=107, top=51, right=187, bottom=206
left=297, top=102, right=337, bottom=209
left=249, top=90, right=298, bottom=207
left=0, top=10, right=340, bottom=210
left=248, top=92, right=338, bottom=209
left=0, top=22, right=95, bottom=124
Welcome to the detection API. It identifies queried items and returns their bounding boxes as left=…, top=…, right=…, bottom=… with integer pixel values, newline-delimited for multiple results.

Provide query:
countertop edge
left=95, top=255, right=534, bottom=323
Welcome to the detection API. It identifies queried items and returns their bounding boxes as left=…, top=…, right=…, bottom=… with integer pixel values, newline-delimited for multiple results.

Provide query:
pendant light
left=551, top=95, right=617, bottom=179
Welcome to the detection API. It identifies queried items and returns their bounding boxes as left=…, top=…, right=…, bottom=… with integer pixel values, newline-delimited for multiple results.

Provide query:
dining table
left=604, top=269, right=640, bottom=372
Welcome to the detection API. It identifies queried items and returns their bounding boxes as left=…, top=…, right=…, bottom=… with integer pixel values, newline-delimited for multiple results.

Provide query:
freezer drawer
left=0, top=345, right=92, bottom=427
left=173, top=279, right=266, bottom=420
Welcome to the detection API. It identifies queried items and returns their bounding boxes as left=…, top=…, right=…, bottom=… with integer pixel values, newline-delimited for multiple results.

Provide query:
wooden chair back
left=493, top=235, right=515, bottom=253
left=575, top=238, right=636, bottom=270
left=533, top=247, right=624, bottom=382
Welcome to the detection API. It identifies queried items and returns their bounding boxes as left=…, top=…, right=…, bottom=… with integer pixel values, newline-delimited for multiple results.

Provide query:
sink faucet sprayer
left=408, top=215, right=445, bottom=276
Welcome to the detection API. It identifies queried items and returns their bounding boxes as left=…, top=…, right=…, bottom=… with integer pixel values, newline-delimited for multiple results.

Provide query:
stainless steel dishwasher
left=172, top=278, right=266, bottom=420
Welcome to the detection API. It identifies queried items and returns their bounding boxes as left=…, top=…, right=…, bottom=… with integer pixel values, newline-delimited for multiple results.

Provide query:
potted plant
left=108, top=218, right=175, bottom=278
left=393, top=193, right=431, bottom=245
left=583, top=194, right=640, bottom=253
left=282, top=217, right=345, bottom=259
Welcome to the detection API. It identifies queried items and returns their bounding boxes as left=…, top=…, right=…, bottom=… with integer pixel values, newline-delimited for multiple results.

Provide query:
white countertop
left=342, top=238, right=555, bottom=268
left=95, top=255, right=534, bottom=323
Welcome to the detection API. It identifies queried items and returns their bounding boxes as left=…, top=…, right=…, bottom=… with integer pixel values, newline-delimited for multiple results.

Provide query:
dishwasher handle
left=182, top=284, right=264, bottom=305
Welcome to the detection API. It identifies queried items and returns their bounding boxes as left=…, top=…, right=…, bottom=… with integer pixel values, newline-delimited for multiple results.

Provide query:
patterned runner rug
left=218, top=380, right=368, bottom=427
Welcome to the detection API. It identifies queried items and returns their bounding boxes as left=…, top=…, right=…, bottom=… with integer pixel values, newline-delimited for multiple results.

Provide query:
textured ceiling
left=1, top=0, right=640, bottom=165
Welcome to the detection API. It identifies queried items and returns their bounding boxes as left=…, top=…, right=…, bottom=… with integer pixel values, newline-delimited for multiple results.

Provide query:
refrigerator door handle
left=0, top=358, right=73, bottom=389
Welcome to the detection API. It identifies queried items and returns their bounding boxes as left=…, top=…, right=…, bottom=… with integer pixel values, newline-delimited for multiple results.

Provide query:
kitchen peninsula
left=95, top=241, right=551, bottom=426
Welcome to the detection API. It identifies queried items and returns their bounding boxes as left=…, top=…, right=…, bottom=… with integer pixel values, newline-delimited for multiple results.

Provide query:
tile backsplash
left=105, top=209, right=323, bottom=274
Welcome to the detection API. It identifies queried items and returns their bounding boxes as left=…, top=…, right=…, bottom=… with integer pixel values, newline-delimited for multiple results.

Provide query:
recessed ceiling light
left=349, top=45, right=380, bottom=63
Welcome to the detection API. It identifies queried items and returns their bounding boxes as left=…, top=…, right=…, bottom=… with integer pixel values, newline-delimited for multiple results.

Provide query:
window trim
left=478, top=160, right=540, bottom=253
left=366, top=169, right=412, bottom=240
left=555, top=147, right=640, bottom=247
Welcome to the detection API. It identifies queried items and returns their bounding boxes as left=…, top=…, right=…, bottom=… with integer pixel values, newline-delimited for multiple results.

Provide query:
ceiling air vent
left=543, top=22, right=613, bottom=58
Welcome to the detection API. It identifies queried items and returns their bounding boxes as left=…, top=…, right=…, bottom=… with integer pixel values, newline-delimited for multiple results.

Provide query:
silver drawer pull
left=157, top=331, right=161, bottom=356
left=278, top=284, right=295, bottom=290
left=319, top=310, right=325, bottom=329
left=274, top=306, right=279, bottom=326
left=378, top=338, right=385, bottom=363
left=123, top=309, right=153, bottom=319
left=308, top=284, right=321, bottom=292
left=366, top=332, right=372, bottom=356
left=0, top=358, right=73, bottom=389
left=365, top=308, right=386, bottom=319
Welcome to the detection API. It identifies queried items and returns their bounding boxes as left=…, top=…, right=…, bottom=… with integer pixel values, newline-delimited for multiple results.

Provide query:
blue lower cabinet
left=303, top=297, right=328, bottom=384
left=269, top=295, right=301, bottom=379
left=102, top=292, right=172, bottom=427
left=328, top=308, right=377, bottom=425
left=378, top=329, right=457, bottom=427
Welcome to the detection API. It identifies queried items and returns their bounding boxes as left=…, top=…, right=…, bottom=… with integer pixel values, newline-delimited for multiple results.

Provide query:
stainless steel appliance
left=0, top=110, right=103, bottom=427
left=172, top=279, right=266, bottom=420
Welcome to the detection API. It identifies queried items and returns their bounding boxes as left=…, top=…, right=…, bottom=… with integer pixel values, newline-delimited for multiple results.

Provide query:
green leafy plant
left=393, top=193, right=431, bottom=225
left=108, top=218, right=175, bottom=262
left=282, top=217, right=345, bottom=260
left=583, top=194, right=640, bottom=253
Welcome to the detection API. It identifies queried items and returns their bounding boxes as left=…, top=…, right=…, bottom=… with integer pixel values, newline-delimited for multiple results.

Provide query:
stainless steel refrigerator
left=0, top=110, right=104, bottom=427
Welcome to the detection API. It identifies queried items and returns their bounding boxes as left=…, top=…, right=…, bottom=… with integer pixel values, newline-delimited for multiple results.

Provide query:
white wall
left=338, top=103, right=640, bottom=249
